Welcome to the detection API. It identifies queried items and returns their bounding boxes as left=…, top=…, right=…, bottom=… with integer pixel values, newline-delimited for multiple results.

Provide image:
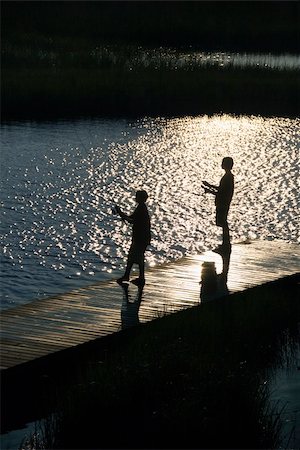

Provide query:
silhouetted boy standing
left=115, top=190, right=151, bottom=286
left=202, top=157, right=234, bottom=253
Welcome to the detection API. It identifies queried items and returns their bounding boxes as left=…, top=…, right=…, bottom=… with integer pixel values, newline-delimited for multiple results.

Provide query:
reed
left=17, top=275, right=300, bottom=449
left=3, top=2, right=299, bottom=53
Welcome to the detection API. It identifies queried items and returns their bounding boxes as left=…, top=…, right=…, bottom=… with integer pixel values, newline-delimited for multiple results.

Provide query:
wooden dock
left=1, top=240, right=299, bottom=371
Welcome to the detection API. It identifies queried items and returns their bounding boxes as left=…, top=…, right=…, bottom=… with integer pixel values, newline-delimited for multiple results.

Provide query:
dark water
left=271, top=363, right=300, bottom=448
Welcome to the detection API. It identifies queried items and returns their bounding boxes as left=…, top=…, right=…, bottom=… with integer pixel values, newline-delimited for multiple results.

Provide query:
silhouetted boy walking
left=115, top=190, right=151, bottom=286
left=202, top=157, right=234, bottom=253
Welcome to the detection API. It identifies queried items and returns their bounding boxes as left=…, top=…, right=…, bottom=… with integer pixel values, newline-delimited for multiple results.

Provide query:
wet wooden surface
left=1, top=240, right=299, bottom=370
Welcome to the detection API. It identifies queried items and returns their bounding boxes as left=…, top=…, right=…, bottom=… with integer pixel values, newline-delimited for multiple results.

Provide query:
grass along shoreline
left=3, top=274, right=299, bottom=449
left=2, top=65, right=299, bottom=121
left=3, top=2, right=299, bottom=54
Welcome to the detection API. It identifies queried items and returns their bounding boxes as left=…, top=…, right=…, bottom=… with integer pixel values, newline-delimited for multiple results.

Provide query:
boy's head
left=222, top=157, right=234, bottom=171
left=136, top=190, right=148, bottom=203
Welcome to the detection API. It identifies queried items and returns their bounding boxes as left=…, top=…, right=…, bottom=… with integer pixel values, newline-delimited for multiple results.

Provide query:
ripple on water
left=0, top=115, right=299, bottom=308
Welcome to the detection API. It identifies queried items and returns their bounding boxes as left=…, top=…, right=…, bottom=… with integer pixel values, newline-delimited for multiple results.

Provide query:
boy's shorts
left=128, top=242, right=148, bottom=264
left=216, top=208, right=229, bottom=227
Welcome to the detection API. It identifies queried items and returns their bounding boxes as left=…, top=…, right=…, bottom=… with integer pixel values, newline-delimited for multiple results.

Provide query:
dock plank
left=1, top=240, right=299, bottom=370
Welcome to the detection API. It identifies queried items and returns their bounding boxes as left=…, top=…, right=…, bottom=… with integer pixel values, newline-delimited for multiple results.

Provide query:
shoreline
left=2, top=66, right=299, bottom=122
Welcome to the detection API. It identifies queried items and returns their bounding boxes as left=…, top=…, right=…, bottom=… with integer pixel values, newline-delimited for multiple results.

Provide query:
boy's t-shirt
left=215, top=172, right=234, bottom=210
left=131, top=203, right=151, bottom=246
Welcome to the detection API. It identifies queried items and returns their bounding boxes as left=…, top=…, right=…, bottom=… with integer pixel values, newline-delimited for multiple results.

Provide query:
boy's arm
left=203, top=187, right=217, bottom=196
left=115, top=206, right=134, bottom=223
left=202, top=181, right=218, bottom=195
left=203, top=181, right=218, bottom=190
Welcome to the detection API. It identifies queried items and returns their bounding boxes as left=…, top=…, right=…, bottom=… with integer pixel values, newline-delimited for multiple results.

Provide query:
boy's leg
left=222, top=222, right=230, bottom=247
left=138, top=259, right=145, bottom=281
left=131, top=248, right=146, bottom=286
left=131, top=260, right=145, bottom=286
left=214, top=209, right=231, bottom=253
left=117, top=246, right=134, bottom=283
left=123, top=257, right=134, bottom=280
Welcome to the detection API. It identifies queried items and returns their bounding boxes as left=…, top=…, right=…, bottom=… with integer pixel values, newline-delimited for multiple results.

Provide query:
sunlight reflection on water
left=176, top=51, right=300, bottom=70
left=1, top=115, right=299, bottom=307
left=92, top=47, right=300, bottom=71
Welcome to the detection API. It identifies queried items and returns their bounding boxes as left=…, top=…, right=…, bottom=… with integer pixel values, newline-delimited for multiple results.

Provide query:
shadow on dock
left=121, top=284, right=144, bottom=330
left=200, top=245, right=231, bottom=302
